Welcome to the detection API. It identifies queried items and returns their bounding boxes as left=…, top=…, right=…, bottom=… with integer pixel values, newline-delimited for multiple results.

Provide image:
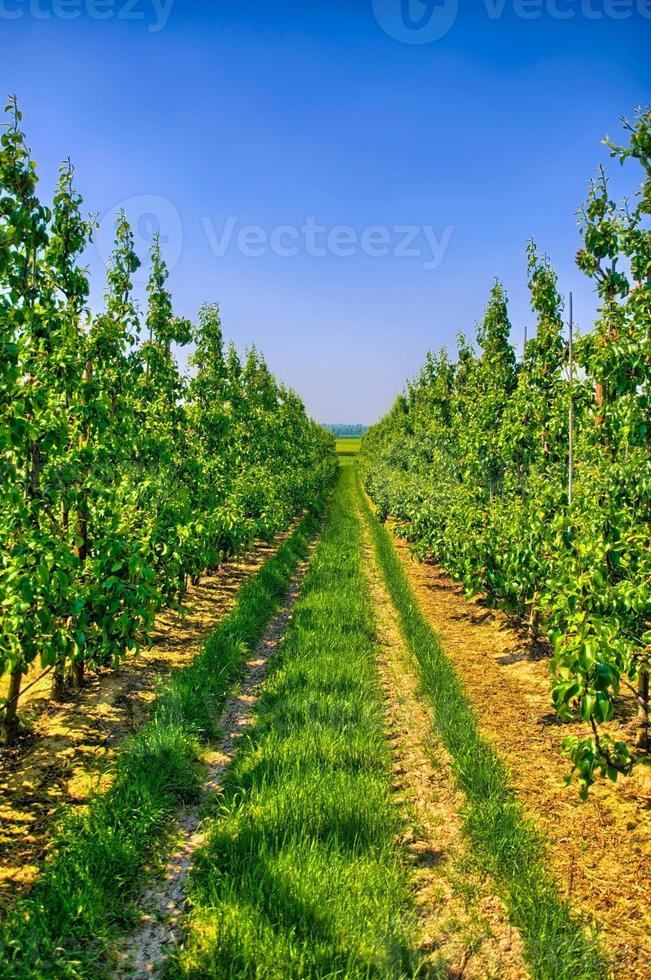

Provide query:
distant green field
left=336, top=437, right=362, bottom=456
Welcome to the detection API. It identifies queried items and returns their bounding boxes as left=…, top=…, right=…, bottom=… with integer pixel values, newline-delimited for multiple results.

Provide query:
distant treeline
left=323, top=425, right=368, bottom=438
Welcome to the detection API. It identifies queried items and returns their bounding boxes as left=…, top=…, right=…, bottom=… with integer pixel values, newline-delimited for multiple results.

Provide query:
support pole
left=568, top=292, right=574, bottom=507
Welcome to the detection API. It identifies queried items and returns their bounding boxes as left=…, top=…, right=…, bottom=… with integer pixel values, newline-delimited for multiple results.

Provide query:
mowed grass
left=170, top=463, right=423, bottom=979
left=336, top=437, right=362, bottom=456
left=356, top=472, right=608, bottom=980
left=0, top=506, right=324, bottom=980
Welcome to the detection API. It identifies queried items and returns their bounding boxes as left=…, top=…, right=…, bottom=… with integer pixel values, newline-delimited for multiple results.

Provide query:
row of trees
left=360, top=108, right=650, bottom=796
left=323, top=424, right=367, bottom=438
left=0, top=99, right=335, bottom=744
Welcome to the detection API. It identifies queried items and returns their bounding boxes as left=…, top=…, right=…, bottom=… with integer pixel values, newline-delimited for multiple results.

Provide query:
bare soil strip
left=359, top=512, right=527, bottom=979
left=390, top=532, right=651, bottom=980
left=0, top=531, right=292, bottom=909
left=111, top=541, right=318, bottom=979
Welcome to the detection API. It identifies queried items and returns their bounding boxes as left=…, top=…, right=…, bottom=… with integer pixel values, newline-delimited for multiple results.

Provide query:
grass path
left=160, top=460, right=608, bottom=979
left=357, top=500, right=526, bottom=978
left=356, top=472, right=607, bottom=980
left=171, top=463, right=423, bottom=978
left=113, top=537, right=319, bottom=978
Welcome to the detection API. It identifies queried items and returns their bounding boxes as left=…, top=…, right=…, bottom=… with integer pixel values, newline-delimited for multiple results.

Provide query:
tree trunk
left=51, top=664, right=66, bottom=702
left=595, top=379, right=606, bottom=430
left=72, top=357, right=93, bottom=688
left=71, top=661, right=84, bottom=691
left=75, top=361, right=93, bottom=568
left=76, top=507, right=89, bottom=564
left=636, top=669, right=649, bottom=752
left=29, top=442, right=42, bottom=497
left=1, top=667, right=23, bottom=745
left=528, top=603, right=541, bottom=642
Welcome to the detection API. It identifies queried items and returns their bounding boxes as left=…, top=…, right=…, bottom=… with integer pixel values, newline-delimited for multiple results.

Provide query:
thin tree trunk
left=72, top=358, right=93, bottom=687
left=528, top=604, right=541, bottom=642
left=71, top=661, right=85, bottom=690
left=1, top=667, right=23, bottom=745
left=76, top=507, right=89, bottom=563
left=75, top=359, right=93, bottom=567
left=51, top=663, right=66, bottom=702
left=29, top=442, right=42, bottom=497
left=636, top=669, right=649, bottom=751
left=568, top=293, right=574, bottom=506
left=595, top=380, right=605, bottom=429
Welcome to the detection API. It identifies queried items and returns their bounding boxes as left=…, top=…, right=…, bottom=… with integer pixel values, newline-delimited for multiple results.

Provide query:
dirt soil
left=390, top=529, right=651, bottom=980
left=360, top=512, right=527, bottom=979
left=112, top=536, right=318, bottom=979
left=0, top=532, right=291, bottom=913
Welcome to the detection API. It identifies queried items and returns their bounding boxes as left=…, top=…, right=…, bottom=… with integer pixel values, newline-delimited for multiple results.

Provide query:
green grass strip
left=170, top=464, right=423, bottom=980
left=0, top=503, right=325, bottom=980
left=356, top=472, right=607, bottom=980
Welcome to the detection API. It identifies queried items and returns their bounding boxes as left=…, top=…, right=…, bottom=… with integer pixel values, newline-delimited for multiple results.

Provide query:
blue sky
left=2, top=1, right=650, bottom=423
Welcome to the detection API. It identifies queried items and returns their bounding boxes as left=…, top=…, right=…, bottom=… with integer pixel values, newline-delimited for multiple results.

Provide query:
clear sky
left=2, top=1, right=650, bottom=423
